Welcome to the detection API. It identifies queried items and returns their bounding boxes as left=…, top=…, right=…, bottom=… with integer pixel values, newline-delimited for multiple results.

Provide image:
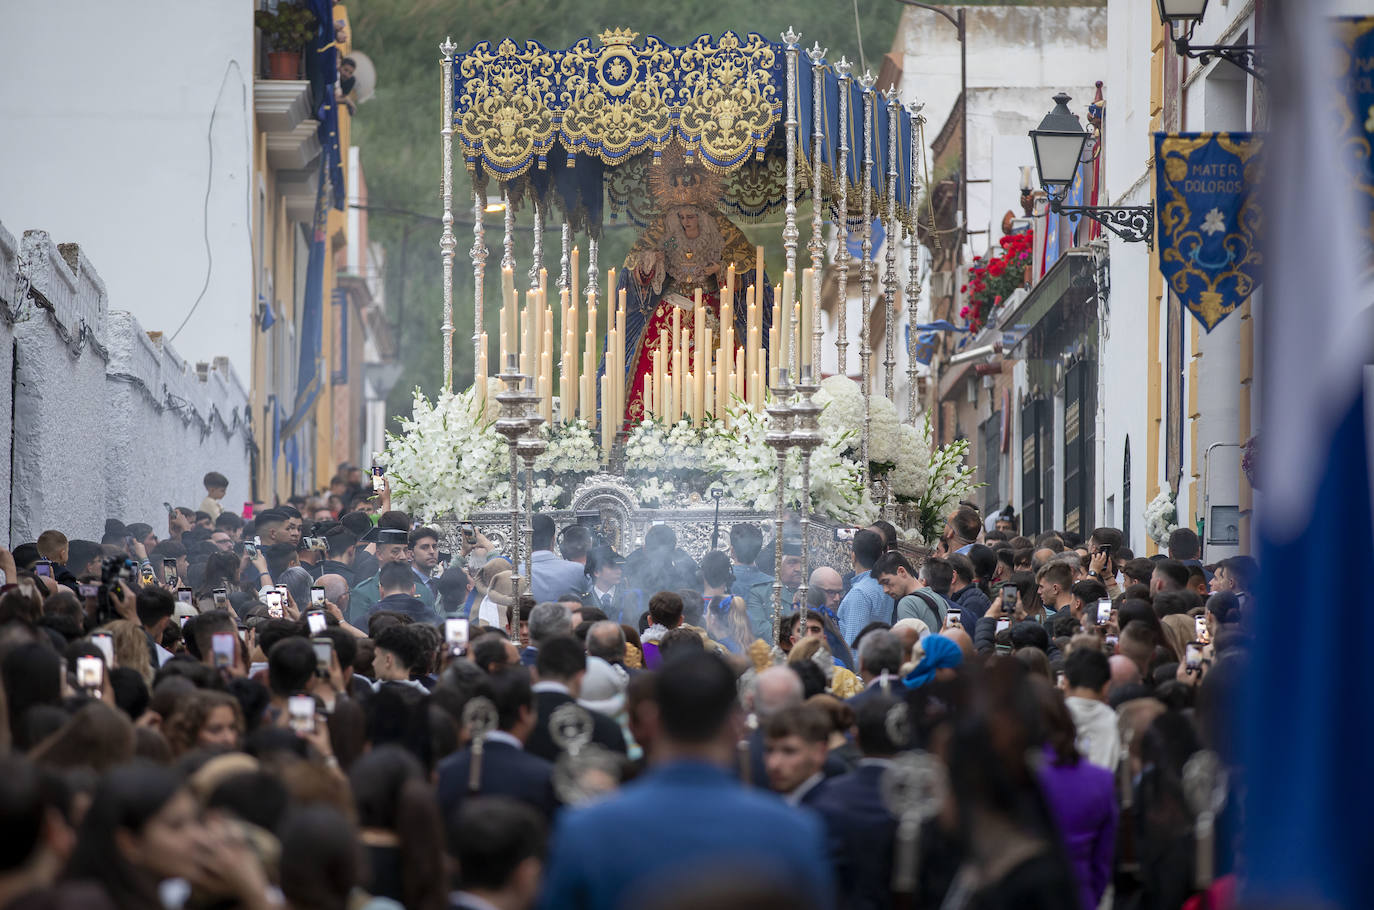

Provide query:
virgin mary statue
left=608, top=147, right=772, bottom=426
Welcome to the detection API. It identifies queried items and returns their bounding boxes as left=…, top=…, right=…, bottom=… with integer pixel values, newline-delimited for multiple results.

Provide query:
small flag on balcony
left=1153, top=132, right=1263, bottom=332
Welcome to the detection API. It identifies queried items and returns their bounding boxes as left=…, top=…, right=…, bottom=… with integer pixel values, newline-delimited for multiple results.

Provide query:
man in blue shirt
left=529, top=514, right=588, bottom=604
left=940, top=505, right=983, bottom=557
left=538, top=651, right=834, bottom=909
left=836, top=529, right=892, bottom=648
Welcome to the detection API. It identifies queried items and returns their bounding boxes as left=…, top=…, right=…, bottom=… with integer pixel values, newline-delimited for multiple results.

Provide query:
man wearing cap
left=745, top=538, right=804, bottom=643
left=529, top=515, right=587, bottom=604
left=581, top=546, right=637, bottom=626
left=347, top=527, right=435, bottom=625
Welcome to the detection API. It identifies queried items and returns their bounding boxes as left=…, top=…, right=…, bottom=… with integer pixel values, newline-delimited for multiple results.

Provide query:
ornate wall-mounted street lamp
left=1028, top=93, right=1154, bottom=248
left=1155, top=0, right=1261, bottom=79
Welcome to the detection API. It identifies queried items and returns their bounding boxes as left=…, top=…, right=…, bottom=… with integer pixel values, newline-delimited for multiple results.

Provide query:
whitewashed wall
left=2, top=223, right=251, bottom=546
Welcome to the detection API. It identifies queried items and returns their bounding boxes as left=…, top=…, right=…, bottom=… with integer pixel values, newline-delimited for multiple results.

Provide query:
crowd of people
left=0, top=468, right=1248, bottom=910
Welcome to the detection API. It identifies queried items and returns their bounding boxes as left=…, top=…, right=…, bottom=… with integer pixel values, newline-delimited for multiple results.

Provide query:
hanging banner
left=1154, top=132, right=1263, bottom=332
left=1335, top=17, right=1374, bottom=245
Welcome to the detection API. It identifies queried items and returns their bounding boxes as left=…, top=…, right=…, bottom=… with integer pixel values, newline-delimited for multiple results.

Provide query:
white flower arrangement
left=634, top=476, right=676, bottom=508
left=894, top=414, right=980, bottom=546
left=1144, top=490, right=1179, bottom=546
left=534, top=420, right=600, bottom=475
left=813, top=374, right=900, bottom=467
left=709, top=405, right=878, bottom=525
left=380, top=385, right=507, bottom=523
left=888, top=423, right=931, bottom=500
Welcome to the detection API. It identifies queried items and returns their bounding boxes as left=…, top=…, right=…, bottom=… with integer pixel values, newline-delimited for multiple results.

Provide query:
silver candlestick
left=790, top=366, right=823, bottom=633
left=766, top=369, right=797, bottom=644
left=516, top=378, right=547, bottom=643
left=493, top=358, right=531, bottom=635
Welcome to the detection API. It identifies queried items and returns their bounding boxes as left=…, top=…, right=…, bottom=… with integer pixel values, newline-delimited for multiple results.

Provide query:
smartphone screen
left=177, top=587, right=193, bottom=604
left=311, top=639, right=333, bottom=675
left=1096, top=598, right=1112, bottom=625
left=162, top=558, right=178, bottom=581
left=79, top=583, right=98, bottom=599
left=310, top=587, right=326, bottom=606
left=996, top=618, right=1010, bottom=634
left=445, top=618, right=470, bottom=651
left=90, top=633, right=115, bottom=666
left=1185, top=642, right=1203, bottom=670
left=76, top=656, right=102, bottom=691
left=1002, top=586, right=1018, bottom=614
left=213, top=588, right=228, bottom=608
left=306, top=611, right=327, bottom=635
left=211, top=633, right=236, bottom=668
left=1194, top=614, right=1208, bottom=640
left=33, top=561, right=52, bottom=579
left=287, top=695, right=316, bottom=733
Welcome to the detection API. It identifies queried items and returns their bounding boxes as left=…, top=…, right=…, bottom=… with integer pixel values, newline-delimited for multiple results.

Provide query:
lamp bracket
left=1172, top=21, right=1263, bottom=80
left=1049, top=196, right=1155, bottom=249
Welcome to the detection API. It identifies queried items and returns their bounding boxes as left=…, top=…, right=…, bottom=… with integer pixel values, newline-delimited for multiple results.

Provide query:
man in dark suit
left=525, top=636, right=627, bottom=762
left=581, top=546, right=640, bottom=626
left=521, top=601, right=572, bottom=668
left=809, top=693, right=903, bottom=910
left=763, top=704, right=834, bottom=807
left=366, top=562, right=442, bottom=625
left=538, top=652, right=833, bottom=910
left=436, top=667, right=559, bottom=822
left=447, top=797, right=547, bottom=910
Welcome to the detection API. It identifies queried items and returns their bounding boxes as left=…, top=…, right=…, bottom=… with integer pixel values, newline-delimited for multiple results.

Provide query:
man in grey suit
left=529, top=514, right=587, bottom=604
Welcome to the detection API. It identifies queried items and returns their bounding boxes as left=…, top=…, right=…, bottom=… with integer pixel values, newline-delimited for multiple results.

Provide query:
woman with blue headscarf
left=903, top=634, right=965, bottom=689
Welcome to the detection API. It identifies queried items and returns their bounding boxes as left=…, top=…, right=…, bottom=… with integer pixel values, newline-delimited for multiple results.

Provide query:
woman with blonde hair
left=1159, top=613, right=1197, bottom=663
left=162, top=690, right=244, bottom=756
left=95, top=620, right=154, bottom=685
left=699, top=551, right=753, bottom=653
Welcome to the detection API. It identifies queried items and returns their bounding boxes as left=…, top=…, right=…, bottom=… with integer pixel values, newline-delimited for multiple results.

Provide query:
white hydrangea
left=889, top=422, right=932, bottom=499
left=1144, top=490, right=1179, bottom=546
left=814, top=376, right=865, bottom=451
left=891, top=414, right=981, bottom=545
left=812, top=374, right=900, bottom=467
left=867, top=394, right=902, bottom=465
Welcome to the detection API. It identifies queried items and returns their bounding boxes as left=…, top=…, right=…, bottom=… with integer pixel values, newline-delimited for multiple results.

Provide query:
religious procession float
left=377, top=26, right=981, bottom=613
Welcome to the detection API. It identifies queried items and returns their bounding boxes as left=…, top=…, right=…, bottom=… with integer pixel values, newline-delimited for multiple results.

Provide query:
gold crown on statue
left=598, top=27, right=639, bottom=46
left=648, top=141, right=724, bottom=209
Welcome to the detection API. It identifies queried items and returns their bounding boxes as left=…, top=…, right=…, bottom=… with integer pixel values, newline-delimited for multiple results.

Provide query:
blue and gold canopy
left=451, top=29, right=919, bottom=233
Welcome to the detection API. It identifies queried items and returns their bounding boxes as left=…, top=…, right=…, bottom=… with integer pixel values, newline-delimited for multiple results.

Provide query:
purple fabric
left=641, top=641, right=662, bottom=670
left=1037, top=746, right=1118, bottom=910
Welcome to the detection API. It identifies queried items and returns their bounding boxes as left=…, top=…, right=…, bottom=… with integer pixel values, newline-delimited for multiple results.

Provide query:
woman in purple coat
left=1034, top=679, right=1119, bottom=910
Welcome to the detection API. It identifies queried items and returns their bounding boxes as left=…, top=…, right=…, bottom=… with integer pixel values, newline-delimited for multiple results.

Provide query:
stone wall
left=1, top=220, right=253, bottom=546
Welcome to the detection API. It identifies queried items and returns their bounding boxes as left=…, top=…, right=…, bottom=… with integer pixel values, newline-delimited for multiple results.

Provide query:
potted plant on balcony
left=255, top=2, right=317, bottom=79
left=959, top=230, right=1033, bottom=333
